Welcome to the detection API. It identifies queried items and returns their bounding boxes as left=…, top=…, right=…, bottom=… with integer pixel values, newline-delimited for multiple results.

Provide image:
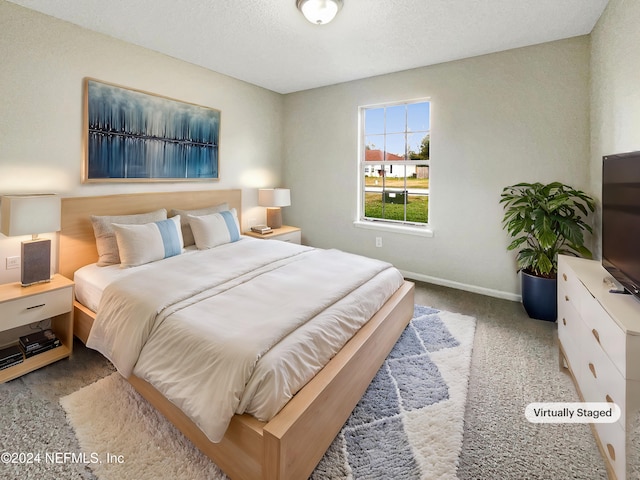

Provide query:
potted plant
left=500, top=182, right=596, bottom=321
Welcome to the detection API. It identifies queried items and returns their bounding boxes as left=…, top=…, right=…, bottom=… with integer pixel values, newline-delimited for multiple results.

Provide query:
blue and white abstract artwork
left=84, top=79, right=220, bottom=181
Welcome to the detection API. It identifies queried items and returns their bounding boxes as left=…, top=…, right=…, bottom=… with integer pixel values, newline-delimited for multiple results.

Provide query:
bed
left=59, top=189, right=415, bottom=480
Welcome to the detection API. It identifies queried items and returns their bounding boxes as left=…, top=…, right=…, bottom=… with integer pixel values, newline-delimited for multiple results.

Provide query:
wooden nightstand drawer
left=1, top=287, right=72, bottom=331
left=273, top=230, right=301, bottom=244
left=244, top=226, right=301, bottom=244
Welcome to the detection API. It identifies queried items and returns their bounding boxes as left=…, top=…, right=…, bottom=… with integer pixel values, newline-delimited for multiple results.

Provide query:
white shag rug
left=60, top=306, right=475, bottom=480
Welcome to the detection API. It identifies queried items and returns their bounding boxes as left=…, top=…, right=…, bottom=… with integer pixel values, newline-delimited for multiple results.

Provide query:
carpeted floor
left=0, top=280, right=608, bottom=479
left=413, top=283, right=608, bottom=479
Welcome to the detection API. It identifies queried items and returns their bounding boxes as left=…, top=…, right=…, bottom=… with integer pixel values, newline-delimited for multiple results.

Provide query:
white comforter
left=87, top=238, right=404, bottom=442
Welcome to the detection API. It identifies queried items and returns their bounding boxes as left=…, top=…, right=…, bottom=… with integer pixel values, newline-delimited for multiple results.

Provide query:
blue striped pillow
left=188, top=209, right=241, bottom=249
left=112, top=215, right=184, bottom=267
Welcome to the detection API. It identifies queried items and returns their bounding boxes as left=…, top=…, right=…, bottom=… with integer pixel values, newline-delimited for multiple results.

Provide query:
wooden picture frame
left=83, top=79, right=220, bottom=183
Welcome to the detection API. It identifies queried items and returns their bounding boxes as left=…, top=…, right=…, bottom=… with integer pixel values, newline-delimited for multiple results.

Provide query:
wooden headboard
left=58, top=189, right=242, bottom=279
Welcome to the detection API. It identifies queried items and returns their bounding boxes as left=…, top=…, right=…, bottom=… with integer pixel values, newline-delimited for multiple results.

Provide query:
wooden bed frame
left=59, top=189, right=415, bottom=480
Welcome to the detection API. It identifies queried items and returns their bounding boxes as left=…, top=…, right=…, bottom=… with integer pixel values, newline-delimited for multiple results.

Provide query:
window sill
left=353, top=220, right=434, bottom=237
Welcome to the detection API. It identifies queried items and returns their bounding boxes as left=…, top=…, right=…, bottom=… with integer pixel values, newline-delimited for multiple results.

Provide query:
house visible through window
left=360, top=100, right=430, bottom=226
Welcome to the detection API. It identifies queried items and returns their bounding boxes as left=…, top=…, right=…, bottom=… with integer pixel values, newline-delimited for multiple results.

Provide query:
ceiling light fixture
left=296, top=0, right=343, bottom=25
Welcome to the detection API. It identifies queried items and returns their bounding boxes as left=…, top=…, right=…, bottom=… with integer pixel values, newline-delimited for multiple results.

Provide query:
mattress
left=79, top=237, right=405, bottom=442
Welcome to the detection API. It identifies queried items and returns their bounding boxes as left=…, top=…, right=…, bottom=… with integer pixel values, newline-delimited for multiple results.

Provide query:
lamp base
left=266, top=208, right=283, bottom=229
left=21, top=239, right=52, bottom=287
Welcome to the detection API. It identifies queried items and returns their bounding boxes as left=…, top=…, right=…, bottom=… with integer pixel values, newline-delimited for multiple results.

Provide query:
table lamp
left=0, top=194, right=61, bottom=286
left=258, top=188, right=291, bottom=229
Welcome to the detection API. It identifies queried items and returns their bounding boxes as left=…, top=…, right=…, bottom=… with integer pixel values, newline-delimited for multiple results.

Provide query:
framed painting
left=83, top=79, right=220, bottom=182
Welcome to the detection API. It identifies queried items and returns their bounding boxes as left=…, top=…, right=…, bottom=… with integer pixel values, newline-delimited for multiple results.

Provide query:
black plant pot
left=521, top=270, right=557, bottom=321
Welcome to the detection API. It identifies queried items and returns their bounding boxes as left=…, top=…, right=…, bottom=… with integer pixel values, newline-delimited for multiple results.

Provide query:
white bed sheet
left=74, top=247, right=200, bottom=312
left=78, top=237, right=405, bottom=442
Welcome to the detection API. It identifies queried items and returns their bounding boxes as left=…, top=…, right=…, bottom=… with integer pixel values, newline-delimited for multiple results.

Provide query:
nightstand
left=0, top=274, right=74, bottom=383
left=244, top=225, right=301, bottom=244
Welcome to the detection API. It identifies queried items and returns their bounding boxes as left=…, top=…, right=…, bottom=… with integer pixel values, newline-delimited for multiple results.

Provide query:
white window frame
left=355, top=99, right=433, bottom=237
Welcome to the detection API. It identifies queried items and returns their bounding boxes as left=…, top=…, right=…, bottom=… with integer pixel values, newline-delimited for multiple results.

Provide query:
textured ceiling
left=8, top=0, right=609, bottom=94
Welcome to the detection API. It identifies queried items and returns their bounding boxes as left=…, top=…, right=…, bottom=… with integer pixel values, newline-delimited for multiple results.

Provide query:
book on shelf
left=0, top=344, right=23, bottom=362
left=0, top=357, right=24, bottom=370
left=23, top=340, right=61, bottom=358
left=0, top=345, right=24, bottom=370
left=19, top=329, right=60, bottom=353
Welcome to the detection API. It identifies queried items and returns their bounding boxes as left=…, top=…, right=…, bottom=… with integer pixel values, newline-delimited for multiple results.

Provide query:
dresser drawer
left=581, top=293, right=636, bottom=380
left=557, top=298, right=584, bottom=377
left=594, top=421, right=626, bottom=480
left=579, top=334, right=627, bottom=425
left=0, top=287, right=72, bottom=331
left=559, top=267, right=593, bottom=319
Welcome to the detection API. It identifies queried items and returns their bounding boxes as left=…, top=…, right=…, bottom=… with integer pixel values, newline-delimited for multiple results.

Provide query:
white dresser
left=558, top=255, right=640, bottom=479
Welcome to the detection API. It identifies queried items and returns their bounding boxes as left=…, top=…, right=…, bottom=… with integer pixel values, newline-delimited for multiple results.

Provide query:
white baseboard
left=400, top=269, right=522, bottom=302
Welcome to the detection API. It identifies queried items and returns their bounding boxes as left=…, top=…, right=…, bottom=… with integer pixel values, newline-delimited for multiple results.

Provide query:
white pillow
left=170, top=203, right=229, bottom=247
left=188, top=209, right=241, bottom=249
left=90, top=209, right=168, bottom=266
left=112, top=216, right=184, bottom=267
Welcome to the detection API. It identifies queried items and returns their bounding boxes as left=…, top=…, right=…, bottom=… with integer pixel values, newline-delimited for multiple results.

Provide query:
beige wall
left=590, top=0, right=640, bottom=256
left=0, top=1, right=284, bottom=283
left=283, top=38, right=591, bottom=299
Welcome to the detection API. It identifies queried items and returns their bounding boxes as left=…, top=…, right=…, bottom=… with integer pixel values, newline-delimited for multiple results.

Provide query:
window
left=359, top=100, right=430, bottom=227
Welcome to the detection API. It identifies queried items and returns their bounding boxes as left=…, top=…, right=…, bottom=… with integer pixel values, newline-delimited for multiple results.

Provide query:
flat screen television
left=602, top=151, right=640, bottom=299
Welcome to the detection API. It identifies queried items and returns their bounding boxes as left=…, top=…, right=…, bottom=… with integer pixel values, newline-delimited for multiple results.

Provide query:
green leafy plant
left=500, top=182, right=596, bottom=278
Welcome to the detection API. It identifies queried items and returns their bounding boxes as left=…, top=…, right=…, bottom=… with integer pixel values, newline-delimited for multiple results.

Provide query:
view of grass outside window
left=360, top=100, right=430, bottom=225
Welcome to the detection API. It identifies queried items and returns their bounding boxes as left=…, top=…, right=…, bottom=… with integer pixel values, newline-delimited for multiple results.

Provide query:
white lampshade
left=296, top=0, right=343, bottom=25
left=1, top=194, right=61, bottom=237
left=258, top=189, right=291, bottom=229
left=1, top=194, right=61, bottom=286
left=258, top=189, right=291, bottom=208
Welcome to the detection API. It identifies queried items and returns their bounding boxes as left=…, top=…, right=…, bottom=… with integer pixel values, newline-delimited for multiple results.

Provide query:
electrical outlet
left=375, top=237, right=382, bottom=248
left=6, top=256, right=20, bottom=269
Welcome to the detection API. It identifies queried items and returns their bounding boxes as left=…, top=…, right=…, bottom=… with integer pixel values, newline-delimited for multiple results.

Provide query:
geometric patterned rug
left=312, top=306, right=476, bottom=479
left=61, top=306, right=475, bottom=480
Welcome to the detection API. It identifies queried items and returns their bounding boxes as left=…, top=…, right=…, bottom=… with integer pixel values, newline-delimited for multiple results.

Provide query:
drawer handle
left=589, top=363, right=597, bottom=378
left=564, top=295, right=570, bottom=302
left=607, top=443, right=616, bottom=461
left=592, top=329, right=600, bottom=344
left=26, top=303, right=46, bottom=310
left=562, top=318, right=567, bottom=326
left=606, top=394, right=614, bottom=404
left=563, top=273, right=567, bottom=281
